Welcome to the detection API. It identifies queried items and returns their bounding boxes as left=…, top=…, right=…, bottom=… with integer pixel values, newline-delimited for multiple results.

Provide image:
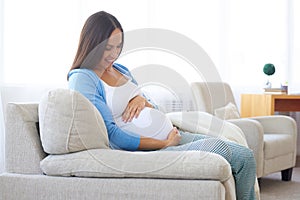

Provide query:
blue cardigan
left=68, top=63, right=143, bottom=151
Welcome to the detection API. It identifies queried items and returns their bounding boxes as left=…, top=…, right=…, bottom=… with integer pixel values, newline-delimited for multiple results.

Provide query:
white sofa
left=0, top=88, right=240, bottom=200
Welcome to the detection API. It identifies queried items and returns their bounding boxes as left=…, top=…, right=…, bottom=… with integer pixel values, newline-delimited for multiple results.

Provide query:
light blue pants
left=162, top=131, right=256, bottom=200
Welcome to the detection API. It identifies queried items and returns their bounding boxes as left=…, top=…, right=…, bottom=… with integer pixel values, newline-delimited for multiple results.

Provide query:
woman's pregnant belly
left=116, top=107, right=173, bottom=140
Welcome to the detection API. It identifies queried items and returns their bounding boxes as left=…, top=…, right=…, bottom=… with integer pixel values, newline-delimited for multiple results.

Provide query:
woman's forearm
left=138, top=137, right=168, bottom=150
left=137, top=127, right=181, bottom=150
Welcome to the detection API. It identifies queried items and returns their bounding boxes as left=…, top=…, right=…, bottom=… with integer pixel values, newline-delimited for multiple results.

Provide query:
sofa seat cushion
left=40, top=149, right=232, bottom=182
left=39, top=89, right=109, bottom=154
left=264, top=134, right=295, bottom=159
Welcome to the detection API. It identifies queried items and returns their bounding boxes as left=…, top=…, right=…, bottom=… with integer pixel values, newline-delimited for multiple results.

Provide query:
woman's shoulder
left=68, top=68, right=106, bottom=98
left=68, top=68, right=95, bottom=77
left=68, top=68, right=99, bottom=82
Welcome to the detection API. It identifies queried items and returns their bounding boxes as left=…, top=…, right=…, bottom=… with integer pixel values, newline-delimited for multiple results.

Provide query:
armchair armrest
left=249, top=115, right=297, bottom=136
left=227, top=119, right=264, bottom=153
left=250, top=115, right=297, bottom=176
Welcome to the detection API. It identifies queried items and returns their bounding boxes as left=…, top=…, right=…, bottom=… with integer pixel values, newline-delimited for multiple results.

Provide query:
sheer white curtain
left=290, top=0, right=300, bottom=92
left=2, top=0, right=151, bottom=85
left=225, top=0, right=288, bottom=87
left=1, top=0, right=300, bottom=172
left=222, top=0, right=290, bottom=106
left=2, top=0, right=296, bottom=95
left=0, top=0, right=4, bottom=173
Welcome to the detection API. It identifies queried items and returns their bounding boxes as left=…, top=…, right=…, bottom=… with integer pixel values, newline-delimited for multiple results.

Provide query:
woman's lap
left=161, top=131, right=257, bottom=200
left=163, top=131, right=255, bottom=166
left=162, top=131, right=232, bottom=162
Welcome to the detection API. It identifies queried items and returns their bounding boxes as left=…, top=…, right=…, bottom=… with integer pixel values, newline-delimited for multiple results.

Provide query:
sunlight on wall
left=2, top=0, right=150, bottom=85
left=2, top=0, right=296, bottom=89
left=2, top=0, right=297, bottom=92
left=118, top=50, right=203, bottom=83
left=290, top=0, right=300, bottom=93
left=0, top=0, right=4, bottom=173
left=227, top=0, right=288, bottom=88
left=3, top=0, right=80, bottom=85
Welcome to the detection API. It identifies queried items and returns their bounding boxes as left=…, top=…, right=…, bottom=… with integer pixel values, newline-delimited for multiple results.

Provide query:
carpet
left=260, top=167, right=300, bottom=200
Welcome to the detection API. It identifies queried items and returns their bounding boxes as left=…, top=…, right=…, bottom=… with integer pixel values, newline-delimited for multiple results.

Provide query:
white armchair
left=190, top=82, right=297, bottom=181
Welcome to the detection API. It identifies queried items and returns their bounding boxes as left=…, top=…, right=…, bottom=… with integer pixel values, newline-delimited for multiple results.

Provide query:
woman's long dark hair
left=68, top=11, right=123, bottom=80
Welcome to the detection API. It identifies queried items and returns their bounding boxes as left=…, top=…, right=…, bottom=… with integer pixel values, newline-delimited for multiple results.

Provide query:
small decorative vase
left=265, top=79, right=272, bottom=88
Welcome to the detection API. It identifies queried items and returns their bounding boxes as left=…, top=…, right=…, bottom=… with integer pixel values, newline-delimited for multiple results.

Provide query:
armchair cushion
left=214, top=102, right=240, bottom=120
left=40, top=149, right=232, bottom=181
left=264, top=134, right=295, bottom=159
left=38, top=89, right=109, bottom=154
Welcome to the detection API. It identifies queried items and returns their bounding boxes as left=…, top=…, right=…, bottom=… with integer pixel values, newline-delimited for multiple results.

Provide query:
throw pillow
left=39, top=88, right=109, bottom=154
left=166, top=111, right=248, bottom=147
left=214, top=102, right=240, bottom=120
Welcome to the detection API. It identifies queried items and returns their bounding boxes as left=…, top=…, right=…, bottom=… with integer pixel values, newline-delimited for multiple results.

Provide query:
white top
left=102, top=79, right=173, bottom=140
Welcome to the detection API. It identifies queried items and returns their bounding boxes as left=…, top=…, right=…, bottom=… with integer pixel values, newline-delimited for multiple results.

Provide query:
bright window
left=1, top=0, right=299, bottom=90
left=2, top=0, right=149, bottom=85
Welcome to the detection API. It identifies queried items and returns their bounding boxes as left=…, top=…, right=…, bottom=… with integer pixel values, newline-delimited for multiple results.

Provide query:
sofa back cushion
left=190, top=82, right=237, bottom=114
left=39, top=89, right=109, bottom=154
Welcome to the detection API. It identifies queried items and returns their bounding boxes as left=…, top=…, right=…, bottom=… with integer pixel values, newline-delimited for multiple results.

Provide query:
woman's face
left=99, top=28, right=123, bottom=70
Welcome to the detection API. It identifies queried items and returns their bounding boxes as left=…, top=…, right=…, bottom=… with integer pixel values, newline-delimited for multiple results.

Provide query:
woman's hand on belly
left=122, top=95, right=148, bottom=122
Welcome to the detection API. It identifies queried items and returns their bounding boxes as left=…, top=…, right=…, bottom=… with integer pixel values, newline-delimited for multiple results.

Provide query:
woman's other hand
left=165, top=127, right=181, bottom=147
left=122, top=95, right=146, bottom=122
left=138, top=127, right=181, bottom=150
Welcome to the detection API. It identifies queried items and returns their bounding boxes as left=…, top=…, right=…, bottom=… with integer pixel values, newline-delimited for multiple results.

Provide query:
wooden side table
left=240, top=94, right=300, bottom=117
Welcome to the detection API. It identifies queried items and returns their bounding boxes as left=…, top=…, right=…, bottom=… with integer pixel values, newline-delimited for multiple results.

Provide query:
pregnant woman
left=67, top=11, right=256, bottom=200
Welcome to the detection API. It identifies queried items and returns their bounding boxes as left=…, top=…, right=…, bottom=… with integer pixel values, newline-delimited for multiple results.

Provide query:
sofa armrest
left=5, top=103, right=46, bottom=174
left=40, top=149, right=232, bottom=182
left=249, top=115, right=297, bottom=136
left=227, top=118, right=264, bottom=178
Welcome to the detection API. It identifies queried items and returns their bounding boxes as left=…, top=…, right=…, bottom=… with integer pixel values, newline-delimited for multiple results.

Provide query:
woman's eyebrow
left=106, top=43, right=122, bottom=47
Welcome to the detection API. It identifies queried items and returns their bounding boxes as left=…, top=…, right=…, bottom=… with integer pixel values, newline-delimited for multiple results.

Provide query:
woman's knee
left=200, top=138, right=232, bottom=162
left=231, top=143, right=256, bottom=172
left=242, top=147, right=256, bottom=167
